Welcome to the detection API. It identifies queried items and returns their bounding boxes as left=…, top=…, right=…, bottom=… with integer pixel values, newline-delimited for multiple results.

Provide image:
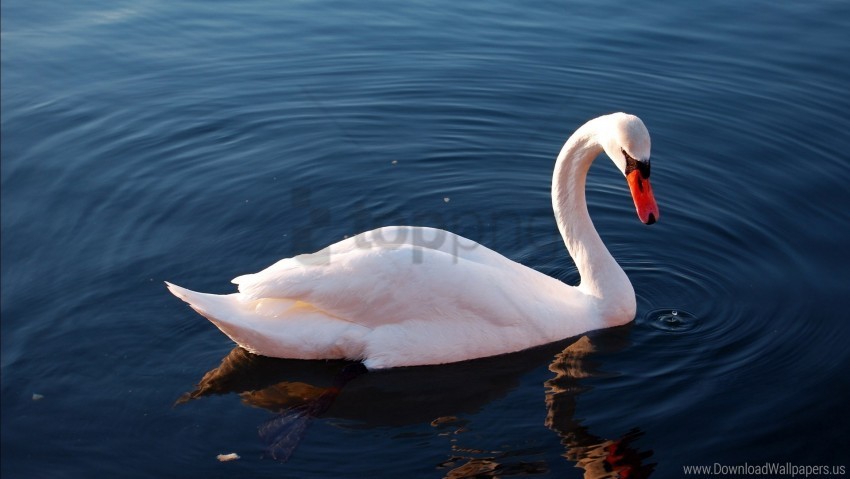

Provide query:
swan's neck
left=552, top=119, right=635, bottom=321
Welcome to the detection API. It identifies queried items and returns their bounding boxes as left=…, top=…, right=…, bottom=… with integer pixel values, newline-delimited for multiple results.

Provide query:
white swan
left=166, top=112, right=659, bottom=369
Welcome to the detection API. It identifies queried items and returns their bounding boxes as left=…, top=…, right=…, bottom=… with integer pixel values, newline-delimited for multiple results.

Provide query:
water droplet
left=644, top=308, right=697, bottom=333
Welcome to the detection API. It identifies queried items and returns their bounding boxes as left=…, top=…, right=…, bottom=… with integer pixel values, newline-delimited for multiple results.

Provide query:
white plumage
left=167, top=112, right=659, bottom=369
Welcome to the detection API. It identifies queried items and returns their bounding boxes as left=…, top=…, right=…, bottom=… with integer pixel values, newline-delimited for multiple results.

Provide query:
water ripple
left=644, top=309, right=699, bottom=334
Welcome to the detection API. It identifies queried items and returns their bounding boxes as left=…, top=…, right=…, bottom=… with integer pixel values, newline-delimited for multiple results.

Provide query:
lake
left=2, top=0, right=849, bottom=477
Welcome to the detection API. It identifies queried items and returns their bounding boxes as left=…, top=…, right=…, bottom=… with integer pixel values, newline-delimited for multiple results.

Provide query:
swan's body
left=167, top=113, right=659, bottom=369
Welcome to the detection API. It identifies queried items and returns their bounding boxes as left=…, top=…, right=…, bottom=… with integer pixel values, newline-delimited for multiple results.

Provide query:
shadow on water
left=177, top=328, right=655, bottom=477
left=544, top=336, right=655, bottom=479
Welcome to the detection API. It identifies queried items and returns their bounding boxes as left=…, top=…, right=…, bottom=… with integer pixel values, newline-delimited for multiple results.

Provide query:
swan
left=166, top=112, right=659, bottom=369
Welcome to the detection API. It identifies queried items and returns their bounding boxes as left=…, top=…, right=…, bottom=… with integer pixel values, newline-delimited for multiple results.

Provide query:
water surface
left=3, top=0, right=850, bottom=477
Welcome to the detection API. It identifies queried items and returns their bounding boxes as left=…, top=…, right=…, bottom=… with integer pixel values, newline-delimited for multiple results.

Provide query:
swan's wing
left=232, top=227, right=558, bottom=330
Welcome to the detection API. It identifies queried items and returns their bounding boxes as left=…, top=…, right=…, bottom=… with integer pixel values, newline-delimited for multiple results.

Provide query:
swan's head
left=598, top=113, right=659, bottom=225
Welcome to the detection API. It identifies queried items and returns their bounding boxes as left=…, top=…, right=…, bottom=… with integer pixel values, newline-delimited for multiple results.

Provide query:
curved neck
left=552, top=119, right=632, bottom=309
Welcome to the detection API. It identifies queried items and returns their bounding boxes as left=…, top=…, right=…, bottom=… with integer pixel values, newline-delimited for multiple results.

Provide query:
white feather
left=166, top=113, right=657, bottom=369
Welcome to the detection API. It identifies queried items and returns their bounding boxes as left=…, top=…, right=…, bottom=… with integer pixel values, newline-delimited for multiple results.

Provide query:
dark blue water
left=3, top=0, right=850, bottom=477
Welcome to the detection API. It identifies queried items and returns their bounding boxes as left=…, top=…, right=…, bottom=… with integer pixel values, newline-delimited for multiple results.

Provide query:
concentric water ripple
left=644, top=309, right=699, bottom=333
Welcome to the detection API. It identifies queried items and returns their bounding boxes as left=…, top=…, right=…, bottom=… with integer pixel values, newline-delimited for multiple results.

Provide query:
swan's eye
left=622, top=148, right=650, bottom=178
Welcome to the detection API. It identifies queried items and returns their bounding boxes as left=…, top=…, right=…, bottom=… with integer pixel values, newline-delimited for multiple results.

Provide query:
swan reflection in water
left=177, top=331, right=654, bottom=477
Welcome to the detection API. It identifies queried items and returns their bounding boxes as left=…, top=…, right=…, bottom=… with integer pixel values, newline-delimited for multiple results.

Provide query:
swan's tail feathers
left=164, top=282, right=327, bottom=358
left=164, top=281, right=265, bottom=353
left=165, top=281, right=369, bottom=362
left=165, top=281, right=236, bottom=319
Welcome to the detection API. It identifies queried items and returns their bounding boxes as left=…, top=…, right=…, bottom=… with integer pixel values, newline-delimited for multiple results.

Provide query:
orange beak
left=626, top=169, right=659, bottom=225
